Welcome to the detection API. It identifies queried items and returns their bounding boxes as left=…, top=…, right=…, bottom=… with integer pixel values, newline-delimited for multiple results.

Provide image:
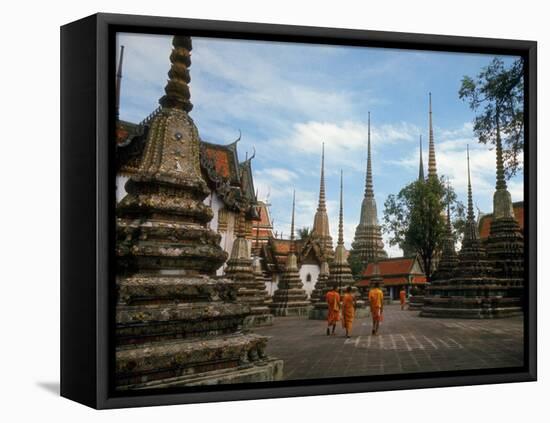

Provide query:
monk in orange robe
left=341, top=286, right=356, bottom=338
left=326, top=285, right=341, bottom=336
left=399, top=288, right=407, bottom=310
left=368, top=282, right=384, bottom=335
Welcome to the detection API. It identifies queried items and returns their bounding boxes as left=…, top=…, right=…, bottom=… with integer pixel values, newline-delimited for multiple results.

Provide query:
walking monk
left=326, top=284, right=340, bottom=336
left=342, top=286, right=356, bottom=338
left=399, top=288, right=407, bottom=310
left=368, top=282, right=384, bottom=335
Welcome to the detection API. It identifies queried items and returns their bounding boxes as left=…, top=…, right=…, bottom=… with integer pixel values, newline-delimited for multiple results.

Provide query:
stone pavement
left=254, top=304, right=524, bottom=381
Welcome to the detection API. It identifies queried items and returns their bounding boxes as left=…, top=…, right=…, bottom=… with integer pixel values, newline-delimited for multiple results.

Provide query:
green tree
left=383, top=177, right=464, bottom=281
left=459, top=57, right=524, bottom=178
left=297, top=227, right=311, bottom=240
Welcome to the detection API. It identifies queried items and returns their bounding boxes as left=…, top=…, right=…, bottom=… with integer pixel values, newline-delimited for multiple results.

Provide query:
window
left=306, top=273, right=312, bottom=282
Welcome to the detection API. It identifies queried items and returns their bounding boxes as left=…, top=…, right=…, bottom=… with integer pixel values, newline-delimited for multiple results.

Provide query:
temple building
left=349, top=113, right=388, bottom=278
left=251, top=201, right=275, bottom=252
left=479, top=201, right=524, bottom=241
left=357, top=256, right=427, bottom=300
left=114, top=36, right=282, bottom=389
left=254, top=145, right=334, bottom=297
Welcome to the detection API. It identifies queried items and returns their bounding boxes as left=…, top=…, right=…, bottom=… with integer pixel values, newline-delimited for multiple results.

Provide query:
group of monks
left=325, top=285, right=408, bottom=337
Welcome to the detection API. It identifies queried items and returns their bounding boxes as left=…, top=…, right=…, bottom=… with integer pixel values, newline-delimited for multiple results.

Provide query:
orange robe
left=341, top=293, right=355, bottom=332
left=326, top=290, right=341, bottom=325
left=368, top=288, right=384, bottom=322
left=399, top=290, right=406, bottom=305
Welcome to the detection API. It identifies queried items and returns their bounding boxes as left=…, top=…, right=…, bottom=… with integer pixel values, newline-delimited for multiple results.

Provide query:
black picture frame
left=60, top=12, right=537, bottom=409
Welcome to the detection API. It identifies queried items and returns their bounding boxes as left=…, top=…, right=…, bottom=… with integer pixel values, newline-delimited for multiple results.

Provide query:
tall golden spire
left=428, top=93, right=438, bottom=179
left=312, top=143, right=333, bottom=252
left=365, top=112, right=374, bottom=198
left=418, top=134, right=425, bottom=181
left=159, top=36, right=193, bottom=112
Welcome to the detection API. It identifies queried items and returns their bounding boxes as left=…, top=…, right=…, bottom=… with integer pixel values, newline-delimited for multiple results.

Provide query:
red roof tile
left=362, top=258, right=415, bottom=277
left=478, top=202, right=524, bottom=239
left=203, top=147, right=231, bottom=179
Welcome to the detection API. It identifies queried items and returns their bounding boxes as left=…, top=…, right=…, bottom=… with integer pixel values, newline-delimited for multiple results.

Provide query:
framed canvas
left=60, top=13, right=537, bottom=409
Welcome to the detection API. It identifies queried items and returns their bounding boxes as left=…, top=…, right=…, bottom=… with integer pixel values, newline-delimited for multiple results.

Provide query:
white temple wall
left=299, top=264, right=320, bottom=298
left=116, top=175, right=130, bottom=203
left=265, top=274, right=280, bottom=297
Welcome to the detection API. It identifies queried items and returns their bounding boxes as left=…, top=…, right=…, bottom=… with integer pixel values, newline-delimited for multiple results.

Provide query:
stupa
left=349, top=112, right=387, bottom=277
left=420, top=146, right=521, bottom=318
left=421, top=197, right=459, bottom=315
left=115, top=36, right=282, bottom=390
left=308, top=260, right=330, bottom=319
left=485, top=123, right=524, bottom=301
left=270, top=191, right=311, bottom=316
left=327, top=171, right=368, bottom=316
left=310, top=143, right=334, bottom=257
left=224, top=201, right=273, bottom=327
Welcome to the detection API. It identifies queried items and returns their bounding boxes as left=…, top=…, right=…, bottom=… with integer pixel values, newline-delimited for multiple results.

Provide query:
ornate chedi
left=327, top=172, right=368, bottom=316
left=485, top=124, right=524, bottom=300
left=224, top=200, right=273, bottom=327
left=115, top=36, right=282, bottom=390
left=308, top=260, right=331, bottom=319
left=421, top=199, right=459, bottom=315
left=349, top=112, right=387, bottom=277
left=310, top=143, right=334, bottom=257
left=420, top=147, right=521, bottom=318
left=270, top=191, right=311, bottom=316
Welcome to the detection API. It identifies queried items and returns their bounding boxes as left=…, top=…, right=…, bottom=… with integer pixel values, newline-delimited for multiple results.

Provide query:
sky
left=116, top=33, right=524, bottom=257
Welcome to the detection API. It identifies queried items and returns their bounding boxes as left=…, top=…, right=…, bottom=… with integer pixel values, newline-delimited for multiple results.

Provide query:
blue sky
left=117, top=33, right=524, bottom=257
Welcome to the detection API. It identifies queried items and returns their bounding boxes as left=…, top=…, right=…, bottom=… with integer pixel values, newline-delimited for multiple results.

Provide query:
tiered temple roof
left=114, top=36, right=282, bottom=389
left=250, top=201, right=274, bottom=252
left=357, top=257, right=427, bottom=288
left=116, top=109, right=259, bottom=220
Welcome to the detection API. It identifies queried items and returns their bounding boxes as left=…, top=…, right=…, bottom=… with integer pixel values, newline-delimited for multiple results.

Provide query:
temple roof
left=250, top=201, right=274, bottom=247
left=200, top=139, right=241, bottom=186
left=479, top=201, right=524, bottom=239
left=116, top=117, right=258, bottom=213
left=357, top=256, right=426, bottom=287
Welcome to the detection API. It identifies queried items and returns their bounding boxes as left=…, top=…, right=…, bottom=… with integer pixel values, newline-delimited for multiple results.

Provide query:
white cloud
left=387, top=121, right=524, bottom=214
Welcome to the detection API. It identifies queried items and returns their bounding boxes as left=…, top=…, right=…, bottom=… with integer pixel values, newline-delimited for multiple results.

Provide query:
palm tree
left=297, top=227, right=311, bottom=240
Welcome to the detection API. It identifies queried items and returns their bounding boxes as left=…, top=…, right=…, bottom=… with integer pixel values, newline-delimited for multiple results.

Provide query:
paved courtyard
left=255, top=304, right=524, bottom=380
